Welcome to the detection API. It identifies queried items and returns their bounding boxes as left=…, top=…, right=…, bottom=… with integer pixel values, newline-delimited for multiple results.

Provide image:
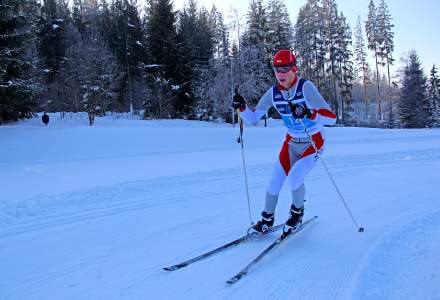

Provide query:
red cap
left=273, top=50, right=296, bottom=67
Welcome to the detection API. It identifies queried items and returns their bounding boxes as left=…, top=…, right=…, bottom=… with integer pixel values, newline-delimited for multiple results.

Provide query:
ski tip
left=163, top=266, right=178, bottom=271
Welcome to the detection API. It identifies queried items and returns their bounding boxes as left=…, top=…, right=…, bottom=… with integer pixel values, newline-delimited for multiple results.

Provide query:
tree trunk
left=387, top=57, right=392, bottom=126
left=374, top=53, right=381, bottom=120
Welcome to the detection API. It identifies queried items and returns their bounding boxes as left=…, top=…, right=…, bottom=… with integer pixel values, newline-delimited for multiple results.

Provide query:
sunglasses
left=273, top=65, right=295, bottom=73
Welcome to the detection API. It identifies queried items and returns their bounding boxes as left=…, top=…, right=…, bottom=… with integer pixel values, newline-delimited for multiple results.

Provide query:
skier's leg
left=250, top=137, right=291, bottom=233
left=291, top=183, right=305, bottom=209
left=287, top=154, right=317, bottom=195
left=265, top=160, right=287, bottom=213
left=283, top=154, right=317, bottom=233
left=264, top=135, right=292, bottom=213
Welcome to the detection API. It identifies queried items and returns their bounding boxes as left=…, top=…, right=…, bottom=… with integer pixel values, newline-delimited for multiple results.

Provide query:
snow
left=1, top=113, right=440, bottom=299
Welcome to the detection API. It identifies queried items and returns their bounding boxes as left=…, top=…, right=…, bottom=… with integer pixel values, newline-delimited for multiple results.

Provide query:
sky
left=173, top=0, right=440, bottom=77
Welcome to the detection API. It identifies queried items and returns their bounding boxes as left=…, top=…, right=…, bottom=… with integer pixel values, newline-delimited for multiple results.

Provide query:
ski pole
left=237, top=110, right=253, bottom=226
left=299, top=119, right=364, bottom=233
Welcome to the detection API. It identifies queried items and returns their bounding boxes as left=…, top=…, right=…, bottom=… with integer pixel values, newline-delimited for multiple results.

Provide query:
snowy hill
left=1, top=113, right=440, bottom=299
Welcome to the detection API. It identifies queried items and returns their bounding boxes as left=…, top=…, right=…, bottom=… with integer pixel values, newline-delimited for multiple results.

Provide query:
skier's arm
left=303, top=81, right=337, bottom=126
left=239, top=89, right=273, bottom=125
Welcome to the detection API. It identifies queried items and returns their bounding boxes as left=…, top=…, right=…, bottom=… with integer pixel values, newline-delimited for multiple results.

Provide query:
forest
left=1, top=0, right=439, bottom=128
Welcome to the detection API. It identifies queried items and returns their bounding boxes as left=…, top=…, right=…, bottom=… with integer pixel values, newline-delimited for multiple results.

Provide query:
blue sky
left=174, top=0, right=439, bottom=76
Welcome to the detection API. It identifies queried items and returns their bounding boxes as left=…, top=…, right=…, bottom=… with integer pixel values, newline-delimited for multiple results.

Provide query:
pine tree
left=107, top=0, right=146, bottom=112
left=242, top=0, right=268, bottom=48
left=175, top=0, right=197, bottom=113
left=176, top=0, right=215, bottom=117
left=377, top=0, right=394, bottom=87
left=294, top=0, right=325, bottom=87
left=365, top=0, right=382, bottom=120
left=145, top=0, right=181, bottom=117
left=0, top=0, right=39, bottom=123
left=377, top=0, right=394, bottom=125
left=398, top=51, right=427, bottom=128
left=266, top=0, right=293, bottom=55
left=322, top=0, right=340, bottom=118
left=354, top=16, right=371, bottom=121
left=209, top=6, right=229, bottom=59
left=239, top=0, right=272, bottom=104
left=427, top=65, right=440, bottom=127
left=195, top=8, right=214, bottom=65
left=336, top=12, right=354, bottom=124
left=38, top=0, right=67, bottom=83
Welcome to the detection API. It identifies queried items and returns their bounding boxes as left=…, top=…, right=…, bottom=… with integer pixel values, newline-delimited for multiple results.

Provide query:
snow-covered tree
left=0, top=0, right=39, bottom=123
left=365, top=0, right=382, bottom=120
left=58, top=22, right=116, bottom=124
left=210, top=5, right=229, bottom=59
left=38, top=0, right=67, bottom=83
left=354, top=16, right=372, bottom=120
left=144, top=0, right=182, bottom=117
left=336, top=13, right=354, bottom=124
left=426, top=65, right=440, bottom=127
left=239, top=0, right=272, bottom=104
left=377, top=0, right=394, bottom=125
left=398, top=51, right=427, bottom=128
left=193, top=58, right=232, bottom=121
left=266, top=0, right=293, bottom=55
left=294, top=0, right=325, bottom=87
left=377, top=0, right=394, bottom=86
left=322, top=0, right=341, bottom=117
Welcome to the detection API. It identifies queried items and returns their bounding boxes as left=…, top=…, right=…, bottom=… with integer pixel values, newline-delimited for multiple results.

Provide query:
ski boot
left=248, top=211, right=274, bottom=234
left=281, top=205, right=304, bottom=238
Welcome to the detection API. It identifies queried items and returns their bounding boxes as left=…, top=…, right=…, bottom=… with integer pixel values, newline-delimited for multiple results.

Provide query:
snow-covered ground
left=1, top=113, right=440, bottom=299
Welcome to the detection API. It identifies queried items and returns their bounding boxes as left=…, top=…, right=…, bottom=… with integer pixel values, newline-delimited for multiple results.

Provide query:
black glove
left=289, top=102, right=312, bottom=119
left=232, top=89, right=246, bottom=110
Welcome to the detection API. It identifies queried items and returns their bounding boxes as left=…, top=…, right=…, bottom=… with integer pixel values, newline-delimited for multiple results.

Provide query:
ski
left=163, top=224, right=284, bottom=271
left=226, top=216, right=318, bottom=285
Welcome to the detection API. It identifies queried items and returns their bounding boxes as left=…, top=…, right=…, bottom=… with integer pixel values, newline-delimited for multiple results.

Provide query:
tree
left=354, top=15, right=372, bottom=120
left=239, top=0, right=272, bottom=104
left=322, top=0, right=339, bottom=111
left=426, top=65, right=440, bottom=127
left=0, top=0, right=39, bottom=123
left=145, top=0, right=182, bottom=117
left=266, top=0, right=293, bottom=55
left=336, top=13, right=354, bottom=124
left=377, top=0, right=394, bottom=125
left=398, top=51, right=427, bottom=128
left=377, top=0, right=394, bottom=86
left=58, top=20, right=116, bottom=125
left=294, top=0, right=325, bottom=87
left=365, top=0, right=382, bottom=120
left=209, top=6, right=229, bottom=59
left=106, top=0, right=146, bottom=112
left=242, top=0, right=268, bottom=48
left=38, top=0, right=67, bottom=83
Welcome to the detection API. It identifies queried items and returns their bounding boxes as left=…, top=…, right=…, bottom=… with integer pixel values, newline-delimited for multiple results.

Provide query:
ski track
left=2, top=145, right=439, bottom=235
left=349, top=211, right=440, bottom=300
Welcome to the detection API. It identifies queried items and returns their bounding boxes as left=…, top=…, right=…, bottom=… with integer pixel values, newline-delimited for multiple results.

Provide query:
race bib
left=280, top=114, right=317, bottom=132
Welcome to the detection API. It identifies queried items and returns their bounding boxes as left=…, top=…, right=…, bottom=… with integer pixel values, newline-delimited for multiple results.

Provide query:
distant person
left=42, top=112, right=49, bottom=126
left=232, top=49, right=336, bottom=237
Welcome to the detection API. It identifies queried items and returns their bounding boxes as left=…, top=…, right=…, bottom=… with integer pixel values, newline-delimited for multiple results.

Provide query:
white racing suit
left=239, top=77, right=336, bottom=213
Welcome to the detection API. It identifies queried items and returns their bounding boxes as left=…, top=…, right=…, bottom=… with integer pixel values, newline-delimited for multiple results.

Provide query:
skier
left=42, top=112, right=49, bottom=126
left=232, top=49, right=336, bottom=236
